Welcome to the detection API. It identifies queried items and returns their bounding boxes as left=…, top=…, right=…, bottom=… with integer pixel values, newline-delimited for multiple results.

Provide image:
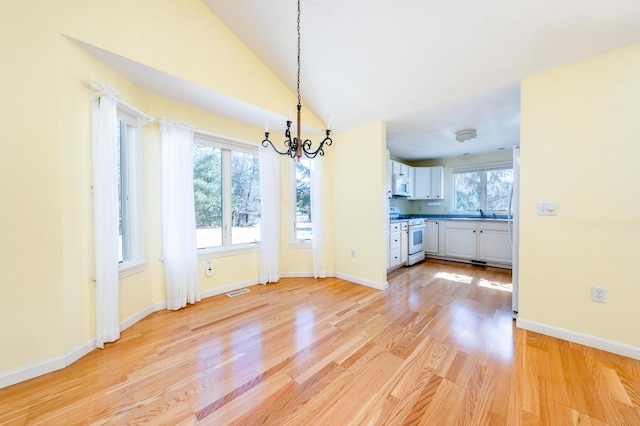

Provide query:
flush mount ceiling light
left=261, top=0, right=332, bottom=160
left=455, top=129, right=477, bottom=143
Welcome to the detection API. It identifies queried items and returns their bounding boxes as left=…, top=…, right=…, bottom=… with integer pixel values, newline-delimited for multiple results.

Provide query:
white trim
left=450, top=161, right=513, bottom=174
left=118, top=261, right=147, bottom=278
left=197, top=246, right=259, bottom=260
left=0, top=337, right=96, bottom=390
left=334, top=272, right=388, bottom=291
left=120, top=304, right=155, bottom=331
left=0, top=355, right=65, bottom=390
left=194, top=133, right=257, bottom=154
left=517, top=318, right=640, bottom=360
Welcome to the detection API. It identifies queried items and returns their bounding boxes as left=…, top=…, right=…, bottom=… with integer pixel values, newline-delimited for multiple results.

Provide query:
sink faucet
left=478, top=208, right=485, bottom=218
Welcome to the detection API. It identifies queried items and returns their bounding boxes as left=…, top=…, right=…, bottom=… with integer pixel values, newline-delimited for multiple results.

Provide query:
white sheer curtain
left=160, top=120, right=201, bottom=310
left=310, top=157, right=326, bottom=278
left=259, top=146, right=280, bottom=284
left=92, top=86, right=121, bottom=348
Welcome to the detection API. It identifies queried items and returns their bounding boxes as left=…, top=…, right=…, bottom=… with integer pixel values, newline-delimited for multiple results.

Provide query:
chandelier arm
left=301, top=131, right=333, bottom=158
left=261, top=137, right=293, bottom=157
left=262, top=123, right=299, bottom=157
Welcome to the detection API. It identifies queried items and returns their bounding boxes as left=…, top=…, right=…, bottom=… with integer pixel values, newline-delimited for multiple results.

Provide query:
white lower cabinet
left=440, top=220, right=512, bottom=267
left=425, top=220, right=439, bottom=254
left=444, top=221, right=477, bottom=259
left=478, top=222, right=512, bottom=263
left=388, top=222, right=406, bottom=270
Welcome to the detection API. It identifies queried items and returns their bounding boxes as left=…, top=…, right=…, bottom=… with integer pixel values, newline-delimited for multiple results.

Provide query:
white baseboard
left=281, top=271, right=314, bottom=278
left=0, top=273, right=387, bottom=390
left=517, top=318, right=640, bottom=360
left=280, top=270, right=387, bottom=291
left=0, top=337, right=96, bottom=390
left=334, top=272, right=388, bottom=291
left=121, top=305, right=155, bottom=331
left=279, top=272, right=336, bottom=279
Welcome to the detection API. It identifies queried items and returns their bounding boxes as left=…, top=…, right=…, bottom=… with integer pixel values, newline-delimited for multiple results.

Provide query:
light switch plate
left=537, top=201, right=558, bottom=216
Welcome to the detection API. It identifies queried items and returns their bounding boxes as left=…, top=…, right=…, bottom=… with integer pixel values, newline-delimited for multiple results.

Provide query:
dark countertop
left=391, top=214, right=509, bottom=222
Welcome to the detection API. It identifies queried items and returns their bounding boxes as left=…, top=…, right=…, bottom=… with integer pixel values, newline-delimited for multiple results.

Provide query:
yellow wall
left=0, top=1, right=66, bottom=370
left=0, top=0, right=356, bottom=378
left=332, top=122, right=388, bottom=287
left=519, top=42, right=640, bottom=347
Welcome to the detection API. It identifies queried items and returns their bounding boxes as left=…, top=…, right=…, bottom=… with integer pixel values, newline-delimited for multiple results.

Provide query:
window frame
left=194, top=133, right=260, bottom=260
left=450, top=161, right=513, bottom=215
left=290, top=158, right=312, bottom=247
left=115, top=106, right=146, bottom=278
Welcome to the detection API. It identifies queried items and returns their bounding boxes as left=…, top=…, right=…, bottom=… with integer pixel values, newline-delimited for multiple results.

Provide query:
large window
left=452, top=163, right=513, bottom=214
left=193, top=136, right=260, bottom=253
left=116, top=108, right=144, bottom=275
left=292, top=158, right=312, bottom=242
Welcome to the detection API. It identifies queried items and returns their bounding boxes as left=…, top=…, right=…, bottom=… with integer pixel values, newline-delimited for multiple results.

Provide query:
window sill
left=118, top=260, right=147, bottom=279
left=197, top=245, right=259, bottom=260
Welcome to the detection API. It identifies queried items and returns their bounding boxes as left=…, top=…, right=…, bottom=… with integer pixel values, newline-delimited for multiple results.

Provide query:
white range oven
left=407, top=219, right=426, bottom=266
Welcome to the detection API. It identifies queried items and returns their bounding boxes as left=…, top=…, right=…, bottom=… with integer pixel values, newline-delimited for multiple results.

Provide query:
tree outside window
left=453, top=165, right=513, bottom=214
left=294, top=159, right=312, bottom=241
left=193, top=140, right=260, bottom=250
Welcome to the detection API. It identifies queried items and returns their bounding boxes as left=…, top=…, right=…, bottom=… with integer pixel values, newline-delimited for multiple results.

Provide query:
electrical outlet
left=591, top=286, right=607, bottom=303
left=351, top=250, right=356, bottom=258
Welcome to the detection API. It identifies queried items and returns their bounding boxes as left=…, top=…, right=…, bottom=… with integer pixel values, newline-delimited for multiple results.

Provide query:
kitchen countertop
left=391, top=215, right=508, bottom=222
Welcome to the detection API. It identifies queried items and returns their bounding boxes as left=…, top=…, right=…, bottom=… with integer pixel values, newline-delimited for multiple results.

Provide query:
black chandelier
left=262, top=0, right=332, bottom=160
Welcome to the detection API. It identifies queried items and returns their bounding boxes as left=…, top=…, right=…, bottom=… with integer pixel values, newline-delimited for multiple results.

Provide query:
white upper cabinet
left=392, top=161, right=410, bottom=177
left=430, top=166, right=444, bottom=199
left=412, top=166, right=444, bottom=200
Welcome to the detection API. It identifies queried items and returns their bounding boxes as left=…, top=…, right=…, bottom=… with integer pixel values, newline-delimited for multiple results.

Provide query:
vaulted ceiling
left=202, top=0, right=640, bottom=160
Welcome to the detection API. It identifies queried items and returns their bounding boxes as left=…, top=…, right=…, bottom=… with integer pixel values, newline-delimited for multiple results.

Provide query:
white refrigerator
left=510, top=146, right=520, bottom=317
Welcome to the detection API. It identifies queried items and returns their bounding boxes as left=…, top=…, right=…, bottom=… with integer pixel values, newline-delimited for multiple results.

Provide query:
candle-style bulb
left=326, top=114, right=331, bottom=130
left=264, top=118, right=269, bottom=132
left=287, top=106, right=292, bottom=122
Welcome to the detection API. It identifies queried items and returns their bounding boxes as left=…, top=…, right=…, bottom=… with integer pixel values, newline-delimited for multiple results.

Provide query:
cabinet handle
left=480, top=230, right=483, bottom=233
left=473, top=230, right=476, bottom=233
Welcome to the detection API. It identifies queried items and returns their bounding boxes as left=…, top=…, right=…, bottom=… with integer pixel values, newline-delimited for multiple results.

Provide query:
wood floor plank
left=2, top=260, right=640, bottom=424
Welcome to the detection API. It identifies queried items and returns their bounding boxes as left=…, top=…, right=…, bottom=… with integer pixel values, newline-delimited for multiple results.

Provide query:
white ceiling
left=201, top=0, right=640, bottom=161
left=75, top=1, right=640, bottom=162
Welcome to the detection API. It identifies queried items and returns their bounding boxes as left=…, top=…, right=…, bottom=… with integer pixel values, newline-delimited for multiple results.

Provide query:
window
left=116, top=108, right=145, bottom=276
left=452, top=163, right=513, bottom=214
left=193, top=136, right=260, bottom=254
left=292, top=158, right=312, bottom=242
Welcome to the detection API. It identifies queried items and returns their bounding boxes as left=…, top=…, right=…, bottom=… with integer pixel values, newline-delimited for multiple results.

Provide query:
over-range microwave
left=392, top=174, right=411, bottom=197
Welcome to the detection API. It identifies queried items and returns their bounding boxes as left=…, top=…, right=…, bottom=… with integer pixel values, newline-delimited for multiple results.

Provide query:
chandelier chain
left=297, top=0, right=301, bottom=107
left=261, top=0, right=332, bottom=159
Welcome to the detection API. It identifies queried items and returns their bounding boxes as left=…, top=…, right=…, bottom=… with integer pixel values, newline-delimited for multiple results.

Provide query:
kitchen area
left=386, top=148, right=519, bottom=278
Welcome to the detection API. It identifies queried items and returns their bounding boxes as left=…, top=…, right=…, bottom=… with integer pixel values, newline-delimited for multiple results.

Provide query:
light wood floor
left=2, top=260, right=640, bottom=425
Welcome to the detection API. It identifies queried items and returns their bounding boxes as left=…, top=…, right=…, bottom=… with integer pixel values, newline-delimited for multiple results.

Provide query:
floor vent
left=226, top=288, right=250, bottom=297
